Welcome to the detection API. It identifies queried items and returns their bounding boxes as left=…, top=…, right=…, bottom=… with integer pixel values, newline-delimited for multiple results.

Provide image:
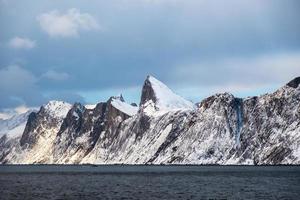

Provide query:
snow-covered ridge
left=144, top=76, right=195, bottom=112
left=42, top=100, right=72, bottom=119
left=111, top=96, right=138, bottom=116
left=83, top=76, right=196, bottom=117
left=1, top=76, right=299, bottom=165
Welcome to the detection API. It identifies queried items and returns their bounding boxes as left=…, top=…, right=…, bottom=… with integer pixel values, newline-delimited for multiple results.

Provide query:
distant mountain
left=0, top=109, right=37, bottom=140
left=0, top=76, right=299, bottom=165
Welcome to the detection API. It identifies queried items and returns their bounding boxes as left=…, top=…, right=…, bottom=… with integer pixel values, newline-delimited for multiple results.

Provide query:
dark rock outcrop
left=287, top=76, right=300, bottom=88
left=140, top=75, right=157, bottom=106
left=20, top=112, right=38, bottom=147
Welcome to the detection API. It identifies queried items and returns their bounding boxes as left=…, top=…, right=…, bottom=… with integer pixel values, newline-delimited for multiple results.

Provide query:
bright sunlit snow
left=145, top=76, right=195, bottom=113
left=111, top=98, right=138, bottom=116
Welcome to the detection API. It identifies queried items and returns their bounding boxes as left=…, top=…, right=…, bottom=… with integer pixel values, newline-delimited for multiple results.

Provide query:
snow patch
left=85, top=104, right=96, bottom=109
left=73, top=111, right=79, bottom=119
left=111, top=98, right=138, bottom=116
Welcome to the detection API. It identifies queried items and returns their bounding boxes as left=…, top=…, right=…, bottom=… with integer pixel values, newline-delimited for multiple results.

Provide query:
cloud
left=171, top=52, right=300, bottom=99
left=14, top=105, right=32, bottom=114
left=41, top=70, right=70, bottom=81
left=0, top=65, right=45, bottom=108
left=0, top=105, right=36, bottom=120
left=0, top=113, right=11, bottom=120
left=8, top=37, right=36, bottom=49
left=37, top=8, right=101, bottom=38
left=0, top=65, right=86, bottom=110
left=1, top=1, right=300, bottom=107
left=0, top=65, right=37, bottom=93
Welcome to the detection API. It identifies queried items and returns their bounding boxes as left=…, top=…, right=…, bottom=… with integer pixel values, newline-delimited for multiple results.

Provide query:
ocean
left=0, top=165, right=299, bottom=200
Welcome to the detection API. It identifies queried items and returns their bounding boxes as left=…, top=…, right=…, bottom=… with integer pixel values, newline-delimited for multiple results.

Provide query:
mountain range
left=0, top=76, right=299, bottom=165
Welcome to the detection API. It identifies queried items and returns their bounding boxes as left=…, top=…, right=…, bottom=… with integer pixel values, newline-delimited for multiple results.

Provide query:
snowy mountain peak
left=140, top=75, right=195, bottom=113
left=72, top=102, right=85, bottom=110
left=42, top=100, right=72, bottom=119
left=68, top=103, right=86, bottom=119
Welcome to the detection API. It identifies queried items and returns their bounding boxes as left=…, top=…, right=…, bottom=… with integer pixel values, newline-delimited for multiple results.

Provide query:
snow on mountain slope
left=85, top=104, right=97, bottom=109
left=0, top=101, right=72, bottom=164
left=52, top=97, right=137, bottom=164
left=20, top=101, right=72, bottom=164
left=0, top=109, right=36, bottom=140
left=0, top=76, right=299, bottom=165
left=83, top=76, right=300, bottom=165
left=2, top=123, right=27, bottom=140
left=43, top=100, right=72, bottom=119
left=140, top=76, right=195, bottom=115
left=111, top=96, right=138, bottom=116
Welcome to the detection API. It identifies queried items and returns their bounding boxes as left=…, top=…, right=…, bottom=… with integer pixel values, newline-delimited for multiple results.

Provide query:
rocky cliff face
left=0, top=76, right=299, bottom=165
left=0, top=101, right=71, bottom=164
left=52, top=96, right=136, bottom=163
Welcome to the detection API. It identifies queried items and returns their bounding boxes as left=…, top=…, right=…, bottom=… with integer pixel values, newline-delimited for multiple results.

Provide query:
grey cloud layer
left=0, top=65, right=84, bottom=109
left=0, top=0, right=299, bottom=110
left=0, top=65, right=44, bottom=108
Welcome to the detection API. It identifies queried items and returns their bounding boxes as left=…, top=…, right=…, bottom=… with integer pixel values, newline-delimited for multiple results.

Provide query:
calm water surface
left=0, top=165, right=299, bottom=200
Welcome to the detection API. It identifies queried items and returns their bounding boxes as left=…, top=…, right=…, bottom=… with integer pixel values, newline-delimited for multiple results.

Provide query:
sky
left=0, top=0, right=299, bottom=118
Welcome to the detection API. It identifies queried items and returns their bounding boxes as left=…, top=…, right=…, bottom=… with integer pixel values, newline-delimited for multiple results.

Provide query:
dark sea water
left=0, top=165, right=299, bottom=200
